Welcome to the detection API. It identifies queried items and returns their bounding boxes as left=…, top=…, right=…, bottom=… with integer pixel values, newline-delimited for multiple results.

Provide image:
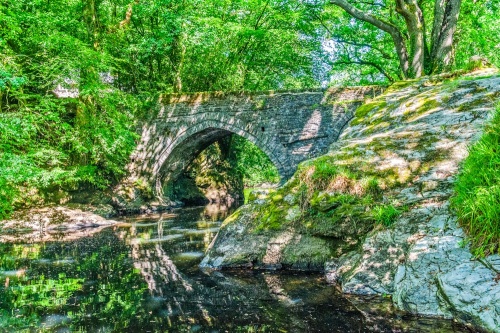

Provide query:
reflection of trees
left=2, top=205, right=455, bottom=332
left=120, top=207, right=219, bottom=328
left=0, top=224, right=115, bottom=243
left=0, top=231, right=153, bottom=331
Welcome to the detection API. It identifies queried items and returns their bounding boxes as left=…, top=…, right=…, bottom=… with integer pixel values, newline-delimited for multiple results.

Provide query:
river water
left=0, top=204, right=474, bottom=332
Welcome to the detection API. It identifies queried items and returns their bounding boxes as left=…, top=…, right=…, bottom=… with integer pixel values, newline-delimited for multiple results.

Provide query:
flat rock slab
left=0, top=206, right=121, bottom=243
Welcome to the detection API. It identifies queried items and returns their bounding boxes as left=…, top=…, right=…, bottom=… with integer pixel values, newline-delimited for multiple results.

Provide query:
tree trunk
left=430, top=0, right=462, bottom=72
left=431, top=0, right=447, bottom=49
left=395, top=0, right=425, bottom=77
left=329, top=0, right=462, bottom=78
left=83, top=0, right=102, bottom=50
left=171, top=26, right=186, bottom=93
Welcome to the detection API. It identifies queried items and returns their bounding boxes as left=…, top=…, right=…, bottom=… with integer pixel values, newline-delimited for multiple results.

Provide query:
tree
left=329, top=0, right=462, bottom=78
left=453, top=0, right=500, bottom=69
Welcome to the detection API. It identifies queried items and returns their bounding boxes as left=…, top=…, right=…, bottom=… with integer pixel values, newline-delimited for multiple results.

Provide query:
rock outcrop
left=201, top=68, right=500, bottom=332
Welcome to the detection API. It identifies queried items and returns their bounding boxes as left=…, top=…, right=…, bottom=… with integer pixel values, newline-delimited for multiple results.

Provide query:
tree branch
left=330, top=0, right=409, bottom=77
left=353, top=0, right=386, bottom=8
left=311, top=8, right=393, bottom=59
left=333, top=59, right=395, bottom=82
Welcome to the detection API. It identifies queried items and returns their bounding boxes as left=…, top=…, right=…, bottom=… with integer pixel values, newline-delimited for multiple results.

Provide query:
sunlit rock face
left=324, top=69, right=500, bottom=333
left=202, top=68, right=500, bottom=333
left=114, top=86, right=384, bottom=210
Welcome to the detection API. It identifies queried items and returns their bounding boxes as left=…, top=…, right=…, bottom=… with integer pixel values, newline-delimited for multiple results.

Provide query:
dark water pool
left=0, top=205, right=474, bottom=332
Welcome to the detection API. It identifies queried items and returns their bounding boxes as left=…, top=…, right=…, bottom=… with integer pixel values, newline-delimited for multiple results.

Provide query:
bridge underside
left=156, top=125, right=290, bottom=195
left=159, top=127, right=233, bottom=186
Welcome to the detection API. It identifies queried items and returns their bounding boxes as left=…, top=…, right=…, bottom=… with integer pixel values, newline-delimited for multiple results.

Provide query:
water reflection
left=0, top=204, right=474, bottom=332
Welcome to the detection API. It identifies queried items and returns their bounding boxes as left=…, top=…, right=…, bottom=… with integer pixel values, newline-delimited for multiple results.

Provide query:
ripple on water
left=175, top=252, right=205, bottom=260
left=132, top=222, right=169, bottom=227
left=181, top=228, right=220, bottom=235
left=0, top=269, right=27, bottom=277
left=41, top=314, right=70, bottom=328
left=129, top=234, right=184, bottom=245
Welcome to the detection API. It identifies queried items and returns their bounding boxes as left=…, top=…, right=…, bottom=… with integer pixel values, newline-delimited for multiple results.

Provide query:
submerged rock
left=0, top=206, right=122, bottom=242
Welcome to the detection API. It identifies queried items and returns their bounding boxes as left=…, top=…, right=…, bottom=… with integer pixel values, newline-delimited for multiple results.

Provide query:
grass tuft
left=451, top=105, right=500, bottom=256
left=372, top=204, right=403, bottom=227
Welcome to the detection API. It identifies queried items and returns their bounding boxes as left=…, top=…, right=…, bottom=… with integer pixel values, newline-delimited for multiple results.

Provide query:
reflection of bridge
left=121, top=87, right=384, bottom=198
left=121, top=221, right=307, bottom=330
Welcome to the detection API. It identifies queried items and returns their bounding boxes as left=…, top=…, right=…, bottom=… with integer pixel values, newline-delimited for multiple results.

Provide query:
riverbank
left=201, top=68, right=500, bottom=332
left=0, top=206, right=125, bottom=243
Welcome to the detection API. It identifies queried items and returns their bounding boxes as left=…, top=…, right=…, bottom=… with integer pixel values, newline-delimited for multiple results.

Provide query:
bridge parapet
left=116, top=86, right=385, bottom=208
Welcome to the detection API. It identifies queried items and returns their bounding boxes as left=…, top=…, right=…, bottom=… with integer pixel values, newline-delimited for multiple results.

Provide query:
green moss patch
left=281, top=236, right=333, bottom=270
left=351, top=100, right=388, bottom=126
left=402, top=98, right=442, bottom=122
left=255, top=204, right=287, bottom=231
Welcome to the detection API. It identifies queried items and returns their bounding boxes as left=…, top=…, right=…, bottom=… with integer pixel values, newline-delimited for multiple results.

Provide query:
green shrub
left=452, top=106, right=500, bottom=256
left=0, top=92, right=139, bottom=219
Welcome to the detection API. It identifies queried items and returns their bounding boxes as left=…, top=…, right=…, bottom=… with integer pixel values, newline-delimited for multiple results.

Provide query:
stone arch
left=153, top=118, right=288, bottom=196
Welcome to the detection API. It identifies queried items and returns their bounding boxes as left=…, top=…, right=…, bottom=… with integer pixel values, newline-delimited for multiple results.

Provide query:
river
left=0, top=204, right=474, bottom=332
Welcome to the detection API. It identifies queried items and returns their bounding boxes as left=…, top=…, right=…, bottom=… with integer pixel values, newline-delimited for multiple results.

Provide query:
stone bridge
left=120, top=86, right=384, bottom=202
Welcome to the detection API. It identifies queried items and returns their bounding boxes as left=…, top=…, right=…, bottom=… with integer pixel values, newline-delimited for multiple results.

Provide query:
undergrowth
left=0, top=90, right=140, bottom=219
left=452, top=105, right=500, bottom=256
left=253, top=154, right=404, bottom=233
left=372, top=204, right=405, bottom=227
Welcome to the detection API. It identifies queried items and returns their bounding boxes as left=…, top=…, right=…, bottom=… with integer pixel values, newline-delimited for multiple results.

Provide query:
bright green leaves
left=230, top=135, right=280, bottom=186
left=454, top=0, right=500, bottom=70
left=0, top=69, right=26, bottom=92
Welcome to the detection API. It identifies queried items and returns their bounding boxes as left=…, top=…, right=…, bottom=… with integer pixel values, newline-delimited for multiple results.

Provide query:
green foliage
left=452, top=105, right=500, bottom=256
left=320, top=0, right=500, bottom=84
left=320, top=2, right=403, bottom=84
left=0, top=0, right=325, bottom=215
left=230, top=135, right=280, bottom=186
left=99, top=0, right=323, bottom=92
left=454, top=1, right=500, bottom=69
left=0, top=90, right=138, bottom=218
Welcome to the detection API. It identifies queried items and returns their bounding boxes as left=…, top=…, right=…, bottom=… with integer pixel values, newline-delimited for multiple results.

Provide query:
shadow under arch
left=154, top=119, right=287, bottom=197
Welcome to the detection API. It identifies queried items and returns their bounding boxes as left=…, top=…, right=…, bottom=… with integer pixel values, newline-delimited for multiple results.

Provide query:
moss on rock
left=202, top=69, right=500, bottom=279
left=281, top=235, right=333, bottom=270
